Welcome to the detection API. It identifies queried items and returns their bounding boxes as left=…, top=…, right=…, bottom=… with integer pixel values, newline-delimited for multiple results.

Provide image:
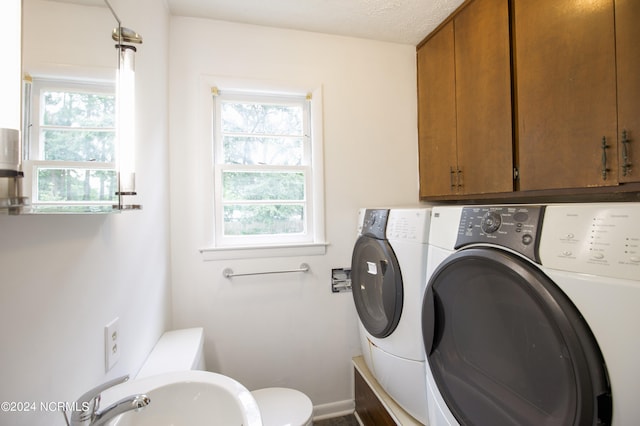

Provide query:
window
left=24, top=78, right=117, bottom=211
left=210, top=88, right=325, bottom=251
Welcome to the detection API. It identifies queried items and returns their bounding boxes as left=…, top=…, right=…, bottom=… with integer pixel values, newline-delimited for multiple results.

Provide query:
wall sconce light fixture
left=105, top=0, right=142, bottom=211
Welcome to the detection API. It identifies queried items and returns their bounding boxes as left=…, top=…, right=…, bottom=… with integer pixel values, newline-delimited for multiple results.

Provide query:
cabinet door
left=514, top=0, right=618, bottom=191
left=616, top=0, right=640, bottom=183
left=455, top=0, right=514, bottom=195
left=417, top=22, right=458, bottom=198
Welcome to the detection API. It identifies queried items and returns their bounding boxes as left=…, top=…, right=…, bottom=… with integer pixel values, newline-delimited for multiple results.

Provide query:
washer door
left=351, top=235, right=403, bottom=338
left=421, top=248, right=611, bottom=426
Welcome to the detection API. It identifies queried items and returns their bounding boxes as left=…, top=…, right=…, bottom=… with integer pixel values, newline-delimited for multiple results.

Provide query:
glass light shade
left=116, top=45, right=136, bottom=195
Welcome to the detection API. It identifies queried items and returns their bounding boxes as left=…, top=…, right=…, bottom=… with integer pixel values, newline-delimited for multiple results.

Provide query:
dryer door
left=351, top=235, right=403, bottom=338
left=421, top=247, right=611, bottom=426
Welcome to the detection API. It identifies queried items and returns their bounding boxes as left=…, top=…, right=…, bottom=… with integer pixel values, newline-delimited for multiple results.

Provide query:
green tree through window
left=28, top=79, right=117, bottom=207
left=214, top=91, right=313, bottom=242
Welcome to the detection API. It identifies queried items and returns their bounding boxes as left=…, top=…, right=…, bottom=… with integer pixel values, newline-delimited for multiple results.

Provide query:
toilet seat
left=251, top=387, right=313, bottom=426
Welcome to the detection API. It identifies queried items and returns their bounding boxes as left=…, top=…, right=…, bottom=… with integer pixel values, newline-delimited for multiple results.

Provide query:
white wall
left=0, top=0, right=21, bottom=130
left=0, top=1, right=170, bottom=425
left=169, top=17, right=422, bottom=416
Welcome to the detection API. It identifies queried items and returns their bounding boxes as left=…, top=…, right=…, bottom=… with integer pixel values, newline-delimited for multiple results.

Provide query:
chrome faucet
left=70, top=375, right=150, bottom=426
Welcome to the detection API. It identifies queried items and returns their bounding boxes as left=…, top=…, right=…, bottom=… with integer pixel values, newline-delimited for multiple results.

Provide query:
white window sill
left=199, top=242, right=329, bottom=261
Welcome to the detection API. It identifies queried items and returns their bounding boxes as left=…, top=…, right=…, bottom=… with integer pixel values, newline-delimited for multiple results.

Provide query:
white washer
left=421, top=203, right=640, bottom=426
left=352, top=207, right=431, bottom=424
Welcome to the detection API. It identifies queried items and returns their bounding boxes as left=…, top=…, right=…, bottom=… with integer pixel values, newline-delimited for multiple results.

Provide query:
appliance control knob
left=481, top=212, right=502, bottom=234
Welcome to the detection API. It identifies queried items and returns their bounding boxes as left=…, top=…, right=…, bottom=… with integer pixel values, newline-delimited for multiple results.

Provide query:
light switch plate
left=105, top=317, right=120, bottom=372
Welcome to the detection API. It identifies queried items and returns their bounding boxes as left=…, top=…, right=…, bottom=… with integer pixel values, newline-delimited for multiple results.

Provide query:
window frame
left=23, top=77, right=118, bottom=208
left=199, top=77, right=327, bottom=260
left=213, top=91, right=312, bottom=246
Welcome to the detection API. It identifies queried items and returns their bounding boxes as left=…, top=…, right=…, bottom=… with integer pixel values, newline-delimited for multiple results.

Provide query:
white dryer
left=352, top=207, right=431, bottom=425
left=421, top=203, right=640, bottom=426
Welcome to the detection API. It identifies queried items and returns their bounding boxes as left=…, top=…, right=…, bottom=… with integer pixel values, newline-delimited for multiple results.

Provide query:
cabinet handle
left=450, top=166, right=456, bottom=191
left=621, top=130, right=631, bottom=176
left=457, top=168, right=463, bottom=188
left=601, top=136, right=609, bottom=180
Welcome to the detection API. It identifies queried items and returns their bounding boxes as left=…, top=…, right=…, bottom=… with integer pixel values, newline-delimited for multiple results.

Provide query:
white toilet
left=137, top=327, right=313, bottom=426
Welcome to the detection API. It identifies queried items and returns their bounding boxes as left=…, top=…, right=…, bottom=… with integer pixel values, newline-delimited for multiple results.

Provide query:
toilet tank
left=136, top=327, right=206, bottom=379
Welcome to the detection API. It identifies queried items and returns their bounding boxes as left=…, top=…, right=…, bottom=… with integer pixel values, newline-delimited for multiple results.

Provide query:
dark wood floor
left=314, top=414, right=360, bottom=425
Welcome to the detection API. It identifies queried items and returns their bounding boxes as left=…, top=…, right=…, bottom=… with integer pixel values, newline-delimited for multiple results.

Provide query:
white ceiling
left=165, top=0, right=466, bottom=45
left=48, top=0, right=466, bottom=45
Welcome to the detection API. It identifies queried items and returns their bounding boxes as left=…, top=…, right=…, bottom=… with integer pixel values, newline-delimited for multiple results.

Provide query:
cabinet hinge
left=513, top=167, right=519, bottom=181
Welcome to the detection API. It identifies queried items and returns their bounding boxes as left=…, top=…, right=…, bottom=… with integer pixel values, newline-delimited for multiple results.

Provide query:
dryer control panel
left=456, top=205, right=545, bottom=262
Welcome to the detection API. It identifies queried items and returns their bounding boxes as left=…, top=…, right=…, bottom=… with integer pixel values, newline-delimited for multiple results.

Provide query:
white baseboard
left=312, top=399, right=355, bottom=421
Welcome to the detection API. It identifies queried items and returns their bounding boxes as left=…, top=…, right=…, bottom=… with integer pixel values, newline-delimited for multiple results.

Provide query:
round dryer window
left=351, top=235, right=403, bottom=338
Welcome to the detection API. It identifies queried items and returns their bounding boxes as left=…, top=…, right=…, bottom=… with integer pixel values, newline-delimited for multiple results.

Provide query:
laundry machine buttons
left=481, top=211, right=502, bottom=234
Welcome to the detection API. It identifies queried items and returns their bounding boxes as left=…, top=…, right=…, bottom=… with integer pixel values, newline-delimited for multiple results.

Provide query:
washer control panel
left=361, top=209, right=390, bottom=240
left=386, top=209, right=432, bottom=243
left=456, top=205, right=545, bottom=262
left=540, top=203, right=640, bottom=281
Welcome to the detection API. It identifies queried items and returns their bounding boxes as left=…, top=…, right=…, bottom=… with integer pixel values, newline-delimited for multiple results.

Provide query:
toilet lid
left=251, top=387, right=313, bottom=426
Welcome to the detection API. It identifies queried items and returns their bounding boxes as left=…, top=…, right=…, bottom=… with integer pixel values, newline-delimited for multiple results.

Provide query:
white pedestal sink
left=100, top=370, right=262, bottom=426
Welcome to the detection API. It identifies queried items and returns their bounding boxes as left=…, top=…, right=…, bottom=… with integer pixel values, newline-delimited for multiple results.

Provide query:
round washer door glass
left=421, top=248, right=611, bottom=426
left=351, top=235, right=403, bottom=338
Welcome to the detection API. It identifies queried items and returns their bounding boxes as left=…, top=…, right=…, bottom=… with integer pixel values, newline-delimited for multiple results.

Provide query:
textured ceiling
left=47, top=0, right=466, bottom=45
left=166, top=0, right=466, bottom=45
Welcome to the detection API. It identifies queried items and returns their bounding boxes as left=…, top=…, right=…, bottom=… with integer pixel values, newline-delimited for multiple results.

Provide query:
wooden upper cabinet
left=417, top=0, right=513, bottom=198
left=616, top=0, right=640, bottom=183
left=514, top=0, right=619, bottom=191
left=417, top=22, right=457, bottom=198
left=454, top=0, right=513, bottom=195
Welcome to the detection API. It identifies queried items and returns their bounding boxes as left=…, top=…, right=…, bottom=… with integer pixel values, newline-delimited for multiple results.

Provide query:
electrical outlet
left=105, top=317, right=120, bottom=372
